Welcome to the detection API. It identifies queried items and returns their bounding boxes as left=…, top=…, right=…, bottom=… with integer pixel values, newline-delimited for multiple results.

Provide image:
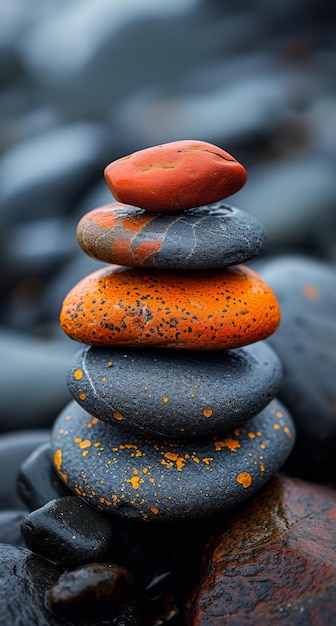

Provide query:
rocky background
left=0, top=1, right=336, bottom=622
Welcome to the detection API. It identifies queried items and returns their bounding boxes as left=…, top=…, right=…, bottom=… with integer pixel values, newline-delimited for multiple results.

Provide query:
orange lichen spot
left=273, top=423, right=280, bottom=430
left=113, top=411, right=123, bottom=421
left=74, top=369, right=83, bottom=380
left=126, top=473, right=144, bottom=490
left=74, top=437, right=82, bottom=443
left=302, top=283, right=319, bottom=299
left=162, top=397, right=169, bottom=403
left=194, top=384, right=199, bottom=389
left=79, top=440, right=91, bottom=449
left=93, top=442, right=101, bottom=447
left=215, top=438, right=240, bottom=451
left=191, top=393, right=195, bottom=398
left=144, top=386, right=148, bottom=391
left=248, top=432, right=256, bottom=439
left=260, top=463, right=265, bottom=472
left=260, top=443, right=266, bottom=450
left=59, top=428, right=65, bottom=434
left=53, top=449, right=62, bottom=471
left=101, top=376, right=107, bottom=382
left=65, top=414, right=72, bottom=421
left=82, top=450, right=89, bottom=457
left=150, top=507, right=159, bottom=515
left=233, top=428, right=240, bottom=436
left=256, top=431, right=262, bottom=436
left=236, top=471, right=252, bottom=488
left=276, top=411, right=284, bottom=418
left=283, top=426, right=292, bottom=436
left=163, top=452, right=186, bottom=471
left=107, top=361, right=113, bottom=367
left=202, top=408, right=213, bottom=418
left=202, top=457, right=213, bottom=465
left=78, top=391, right=86, bottom=401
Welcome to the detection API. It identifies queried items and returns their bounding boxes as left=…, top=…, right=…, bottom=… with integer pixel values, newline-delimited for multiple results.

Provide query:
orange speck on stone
left=78, top=391, right=86, bottom=401
left=127, top=474, right=143, bottom=490
left=284, top=426, right=292, bottom=436
left=113, top=411, right=123, bottom=421
left=79, top=440, right=91, bottom=449
left=101, top=376, right=107, bottom=382
left=273, top=423, right=280, bottom=430
left=82, top=450, right=89, bottom=457
left=302, top=283, right=319, bottom=299
left=233, top=428, right=240, bottom=436
left=260, top=463, right=265, bottom=472
left=163, top=452, right=186, bottom=471
left=256, top=431, right=262, bottom=436
left=260, top=443, right=266, bottom=449
left=74, top=437, right=82, bottom=443
left=65, top=414, right=72, bottom=421
left=236, top=471, right=252, bottom=488
left=162, top=397, right=169, bottom=403
left=202, top=457, right=213, bottom=465
left=215, top=438, right=240, bottom=451
left=53, top=449, right=62, bottom=471
left=276, top=411, right=284, bottom=418
left=191, top=393, right=195, bottom=398
left=248, top=432, right=256, bottom=439
left=202, top=408, right=213, bottom=418
left=74, top=369, right=83, bottom=380
left=150, top=507, right=159, bottom=515
left=59, top=471, right=67, bottom=483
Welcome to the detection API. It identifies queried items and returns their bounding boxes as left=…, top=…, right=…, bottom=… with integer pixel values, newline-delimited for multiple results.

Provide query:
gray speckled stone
left=51, top=398, right=295, bottom=522
left=76, top=202, right=268, bottom=269
left=67, top=342, right=282, bottom=439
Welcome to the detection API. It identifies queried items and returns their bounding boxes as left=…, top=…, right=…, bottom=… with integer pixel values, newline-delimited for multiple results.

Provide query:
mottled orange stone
left=104, top=140, right=247, bottom=213
left=60, top=265, right=280, bottom=350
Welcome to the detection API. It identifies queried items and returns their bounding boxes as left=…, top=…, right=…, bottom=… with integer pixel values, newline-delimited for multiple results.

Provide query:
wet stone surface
left=185, top=473, right=336, bottom=625
left=76, top=201, right=267, bottom=270
left=60, top=264, right=280, bottom=350
left=66, top=341, right=282, bottom=439
left=51, top=398, right=295, bottom=522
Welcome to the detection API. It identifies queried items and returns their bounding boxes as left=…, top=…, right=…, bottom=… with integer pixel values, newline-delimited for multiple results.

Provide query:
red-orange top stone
left=104, top=140, right=247, bottom=213
left=59, top=265, right=280, bottom=350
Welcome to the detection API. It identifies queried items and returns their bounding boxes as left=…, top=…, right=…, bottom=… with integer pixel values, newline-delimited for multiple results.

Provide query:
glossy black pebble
left=17, top=442, right=73, bottom=511
left=77, top=201, right=268, bottom=269
left=51, top=398, right=295, bottom=522
left=67, top=341, right=282, bottom=439
left=46, top=562, right=135, bottom=623
left=20, top=496, right=119, bottom=568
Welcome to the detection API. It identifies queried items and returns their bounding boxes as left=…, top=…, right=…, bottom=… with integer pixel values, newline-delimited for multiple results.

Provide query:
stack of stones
left=52, top=139, right=295, bottom=524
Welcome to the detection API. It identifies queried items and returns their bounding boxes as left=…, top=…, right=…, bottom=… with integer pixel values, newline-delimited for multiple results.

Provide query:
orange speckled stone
left=59, top=265, right=280, bottom=350
left=104, top=140, right=247, bottom=213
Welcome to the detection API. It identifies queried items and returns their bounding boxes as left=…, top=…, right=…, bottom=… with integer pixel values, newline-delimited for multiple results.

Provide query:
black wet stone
left=66, top=341, right=282, bottom=439
left=0, top=510, right=26, bottom=546
left=0, top=429, right=50, bottom=510
left=50, top=398, right=295, bottom=522
left=77, top=202, right=268, bottom=269
left=258, top=255, right=336, bottom=484
left=20, top=496, right=120, bottom=568
left=0, top=544, right=65, bottom=626
left=17, top=442, right=73, bottom=511
left=45, top=562, right=135, bottom=623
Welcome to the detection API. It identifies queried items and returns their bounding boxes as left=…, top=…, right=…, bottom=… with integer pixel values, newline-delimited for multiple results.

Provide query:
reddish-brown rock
left=104, top=140, right=247, bottom=213
left=186, top=474, right=336, bottom=624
